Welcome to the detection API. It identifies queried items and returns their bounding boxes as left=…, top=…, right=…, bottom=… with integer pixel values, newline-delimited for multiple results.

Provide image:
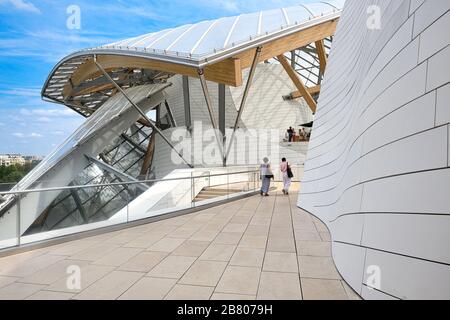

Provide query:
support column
left=182, top=76, right=192, bottom=131
left=218, top=83, right=226, bottom=166
left=198, top=69, right=224, bottom=159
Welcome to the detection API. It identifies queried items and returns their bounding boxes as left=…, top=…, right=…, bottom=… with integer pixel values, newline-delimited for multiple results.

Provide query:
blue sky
left=0, top=0, right=317, bottom=156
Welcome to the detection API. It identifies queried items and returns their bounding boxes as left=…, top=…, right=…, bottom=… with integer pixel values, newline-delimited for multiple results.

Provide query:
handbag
left=287, top=163, right=294, bottom=179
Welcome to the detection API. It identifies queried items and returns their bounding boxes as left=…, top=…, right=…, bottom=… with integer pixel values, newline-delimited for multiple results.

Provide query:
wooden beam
left=140, top=133, right=156, bottom=177
left=278, top=54, right=317, bottom=113
left=235, top=19, right=338, bottom=70
left=315, top=40, right=327, bottom=76
left=63, top=55, right=242, bottom=100
left=290, top=85, right=321, bottom=99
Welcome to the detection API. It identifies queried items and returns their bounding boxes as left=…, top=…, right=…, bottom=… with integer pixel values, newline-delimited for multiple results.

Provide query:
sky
left=0, top=0, right=318, bottom=156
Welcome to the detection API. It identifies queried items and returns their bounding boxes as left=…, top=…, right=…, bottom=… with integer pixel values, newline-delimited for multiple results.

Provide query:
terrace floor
left=0, top=183, right=361, bottom=300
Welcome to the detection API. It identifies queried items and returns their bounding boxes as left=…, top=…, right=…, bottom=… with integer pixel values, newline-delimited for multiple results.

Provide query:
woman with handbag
left=260, top=157, right=273, bottom=196
left=280, top=158, right=293, bottom=195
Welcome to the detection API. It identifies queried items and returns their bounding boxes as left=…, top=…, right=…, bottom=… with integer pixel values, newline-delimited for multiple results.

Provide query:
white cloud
left=0, top=87, right=41, bottom=97
left=36, top=117, right=51, bottom=123
left=0, top=0, right=41, bottom=14
left=13, top=132, right=43, bottom=138
left=13, top=133, right=25, bottom=138
left=19, top=108, right=77, bottom=118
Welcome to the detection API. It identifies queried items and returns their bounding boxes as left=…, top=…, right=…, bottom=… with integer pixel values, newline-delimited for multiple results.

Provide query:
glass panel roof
left=96, top=1, right=345, bottom=59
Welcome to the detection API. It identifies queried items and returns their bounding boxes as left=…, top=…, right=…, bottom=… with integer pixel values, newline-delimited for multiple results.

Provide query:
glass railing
left=0, top=167, right=260, bottom=252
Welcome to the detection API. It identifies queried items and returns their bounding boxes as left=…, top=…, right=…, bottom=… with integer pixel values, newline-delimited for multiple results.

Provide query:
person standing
left=280, top=158, right=292, bottom=195
left=260, top=157, right=273, bottom=196
left=288, top=127, right=293, bottom=142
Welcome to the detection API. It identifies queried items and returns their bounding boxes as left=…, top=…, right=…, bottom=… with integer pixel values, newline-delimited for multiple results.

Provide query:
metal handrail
left=0, top=168, right=259, bottom=196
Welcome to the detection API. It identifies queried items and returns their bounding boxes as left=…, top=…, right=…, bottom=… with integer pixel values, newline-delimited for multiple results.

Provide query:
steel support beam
left=278, top=54, right=317, bottom=113
left=218, top=83, right=226, bottom=166
left=93, top=56, right=193, bottom=168
left=198, top=69, right=224, bottom=158
left=225, top=46, right=262, bottom=165
left=182, top=76, right=192, bottom=131
left=121, top=133, right=146, bottom=154
left=85, top=155, right=149, bottom=192
left=164, top=100, right=177, bottom=127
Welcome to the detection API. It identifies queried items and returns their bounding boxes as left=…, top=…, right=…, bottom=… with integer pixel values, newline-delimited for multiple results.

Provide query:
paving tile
left=301, top=278, right=348, bottom=300
left=199, top=244, right=236, bottom=262
left=172, top=240, right=210, bottom=257
left=269, top=227, right=293, bottom=239
left=296, top=241, right=331, bottom=257
left=230, top=248, right=265, bottom=267
left=46, top=240, right=97, bottom=256
left=118, top=251, right=168, bottom=272
left=147, top=255, right=196, bottom=279
left=320, top=232, right=331, bottom=242
left=189, top=230, right=220, bottom=242
left=211, top=293, right=255, bottom=300
left=165, top=284, right=214, bottom=300
left=73, top=271, right=143, bottom=300
left=298, top=256, right=341, bottom=280
left=93, top=247, right=142, bottom=267
left=238, top=235, right=267, bottom=249
left=222, top=223, right=247, bottom=234
left=179, top=260, right=227, bottom=287
left=168, top=227, right=199, bottom=239
left=294, top=231, right=322, bottom=241
left=0, top=254, right=65, bottom=277
left=122, top=234, right=165, bottom=249
left=263, top=252, right=298, bottom=273
left=213, top=232, right=242, bottom=245
left=148, top=238, right=185, bottom=253
left=257, top=272, right=302, bottom=300
left=18, top=259, right=89, bottom=285
left=266, top=237, right=296, bottom=253
left=45, top=264, right=115, bottom=293
left=119, top=277, right=177, bottom=300
left=26, top=290, right=74, bottom=300
left=245, top=225, right=270, bottom=236
left=0, top=282, right=44, bottom=300
left=0, top=276, right=19, bottom=289
left=70, top=243, right=121, bottom=261
left=215, top=266, right=261, bottom=295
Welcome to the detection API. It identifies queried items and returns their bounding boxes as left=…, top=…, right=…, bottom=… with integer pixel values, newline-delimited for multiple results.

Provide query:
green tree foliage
left=0, top=163, right=37, bottom=184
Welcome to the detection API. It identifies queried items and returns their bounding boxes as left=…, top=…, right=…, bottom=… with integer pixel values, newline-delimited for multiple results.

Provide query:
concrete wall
left=298, top=0, right=450, bottom=299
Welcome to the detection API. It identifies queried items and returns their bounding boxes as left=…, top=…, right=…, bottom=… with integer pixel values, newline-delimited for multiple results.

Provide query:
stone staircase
left=194, top=186, right=244, bottom=202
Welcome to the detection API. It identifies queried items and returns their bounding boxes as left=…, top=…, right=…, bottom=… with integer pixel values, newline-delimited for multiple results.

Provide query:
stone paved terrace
left=0, top=184, right=361, bottom=300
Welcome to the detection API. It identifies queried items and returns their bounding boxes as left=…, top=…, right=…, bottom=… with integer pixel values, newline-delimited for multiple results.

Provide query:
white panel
left=332, top=242, right=366, bottom=295
left=436, top=82, right=450, bottom=126
left=363, top=249, right=450, bottom=300
left=362, top=214, right=450, bottom=264
left=418, top=10, right=450, bottom=62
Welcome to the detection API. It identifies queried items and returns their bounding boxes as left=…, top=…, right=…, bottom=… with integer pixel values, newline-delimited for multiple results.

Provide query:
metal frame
left=198, top=69, right=224, bottom=158
left=93, top=55, right=193, bottom=168
left=182, top=75, right=192, bottom=131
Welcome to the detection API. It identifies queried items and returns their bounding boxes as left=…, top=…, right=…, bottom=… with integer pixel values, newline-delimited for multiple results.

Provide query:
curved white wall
left=299, top=0, right=450, bottom=299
